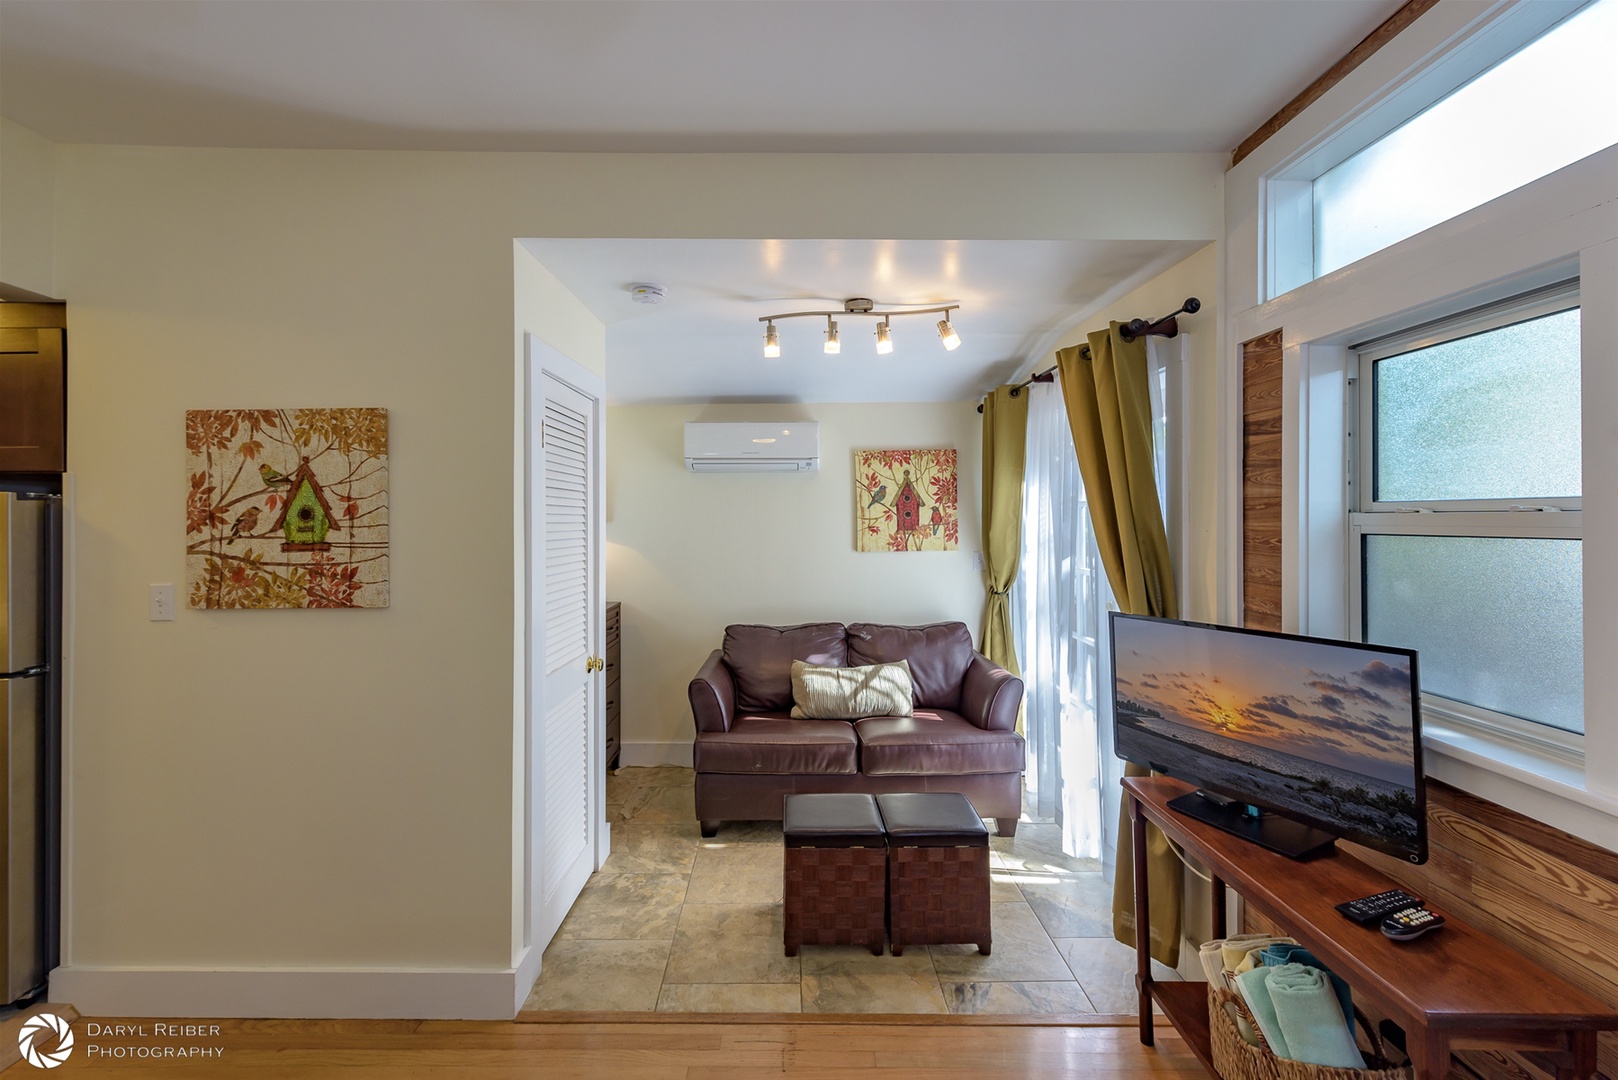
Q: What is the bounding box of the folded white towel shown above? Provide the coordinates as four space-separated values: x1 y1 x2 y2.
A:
1198 940 1228 986
1219 934 1296 973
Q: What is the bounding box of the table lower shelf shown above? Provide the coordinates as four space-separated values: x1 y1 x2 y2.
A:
1148 980 1215 1078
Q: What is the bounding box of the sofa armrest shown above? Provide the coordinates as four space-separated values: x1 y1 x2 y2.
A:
960 652 1023 731
689 649 737 734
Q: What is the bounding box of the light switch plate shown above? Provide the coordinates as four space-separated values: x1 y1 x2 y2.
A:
150 583 175 621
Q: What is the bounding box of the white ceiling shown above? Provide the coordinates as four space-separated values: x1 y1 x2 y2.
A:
524 238 1205 405
1 0 1403 405
1 0 1402 154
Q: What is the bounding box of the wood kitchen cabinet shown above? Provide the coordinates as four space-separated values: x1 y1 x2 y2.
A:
0 304 67 474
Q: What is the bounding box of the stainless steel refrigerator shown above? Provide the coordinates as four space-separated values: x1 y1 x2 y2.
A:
0 490 57 1004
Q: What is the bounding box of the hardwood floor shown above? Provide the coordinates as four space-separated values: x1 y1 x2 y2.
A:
10 1016 1206 1078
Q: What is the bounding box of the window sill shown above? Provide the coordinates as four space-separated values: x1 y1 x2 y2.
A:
1422 719 1618 851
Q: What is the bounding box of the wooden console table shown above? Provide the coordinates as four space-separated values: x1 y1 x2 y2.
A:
1125 776 1618 1080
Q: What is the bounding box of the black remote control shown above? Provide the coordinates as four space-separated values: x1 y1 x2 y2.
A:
1382 907 1445 940
1335 888 1423 925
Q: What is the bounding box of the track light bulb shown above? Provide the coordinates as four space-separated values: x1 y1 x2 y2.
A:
763 323 780 358
875 319 893 355
824 318 840 355
937 317 961 351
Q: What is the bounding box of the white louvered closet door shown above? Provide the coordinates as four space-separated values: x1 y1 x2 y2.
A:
537 371 600 948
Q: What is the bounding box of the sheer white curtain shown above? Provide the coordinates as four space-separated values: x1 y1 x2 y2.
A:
1011 337 1184 869
1010 380 1112 860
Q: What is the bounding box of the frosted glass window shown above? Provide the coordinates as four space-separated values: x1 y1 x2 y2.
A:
1374 308 1581 502
1315 0 1618 277
1363 535 1583 732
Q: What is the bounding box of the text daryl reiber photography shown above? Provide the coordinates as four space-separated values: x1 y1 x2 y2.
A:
82 1022 226 1061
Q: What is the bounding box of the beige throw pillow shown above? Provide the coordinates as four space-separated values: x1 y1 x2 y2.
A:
790 659 915 720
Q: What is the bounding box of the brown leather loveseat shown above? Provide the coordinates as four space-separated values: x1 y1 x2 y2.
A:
688 621 1026 837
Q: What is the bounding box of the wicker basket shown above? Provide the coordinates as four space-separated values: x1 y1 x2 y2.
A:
1209 986 1412 1080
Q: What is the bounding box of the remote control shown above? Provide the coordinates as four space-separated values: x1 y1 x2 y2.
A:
1381 907 1445 940
1335 889 1424 925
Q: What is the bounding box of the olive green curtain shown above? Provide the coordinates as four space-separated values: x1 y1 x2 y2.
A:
979 386 1027 693
1055 323 1183 969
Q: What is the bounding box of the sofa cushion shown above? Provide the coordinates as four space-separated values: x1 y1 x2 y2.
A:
846 622 973 711
723 623 848 713
695 715 859 775
790 659 914 720
854 711 1026 776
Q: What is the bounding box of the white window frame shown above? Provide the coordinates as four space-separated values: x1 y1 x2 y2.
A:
1226 0 1618 851
1346 285 1584 764
1263 0 1592 300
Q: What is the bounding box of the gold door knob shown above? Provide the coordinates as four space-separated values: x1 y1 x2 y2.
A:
586 655 604 673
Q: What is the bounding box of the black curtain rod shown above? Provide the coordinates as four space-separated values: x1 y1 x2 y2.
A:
976 298 1200 414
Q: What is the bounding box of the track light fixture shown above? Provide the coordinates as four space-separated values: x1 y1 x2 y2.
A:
758 298 961 358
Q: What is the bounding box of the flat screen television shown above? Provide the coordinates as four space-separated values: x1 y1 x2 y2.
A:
1110 613 1426 863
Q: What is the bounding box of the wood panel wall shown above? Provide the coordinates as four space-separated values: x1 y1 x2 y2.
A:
1241 330 1284 631
1249 783 1618 1080
1357 782 1618 1080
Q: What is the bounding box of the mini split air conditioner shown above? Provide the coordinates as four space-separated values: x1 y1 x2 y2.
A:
684 422 820 472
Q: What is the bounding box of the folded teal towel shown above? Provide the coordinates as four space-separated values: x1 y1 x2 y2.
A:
1266 963 1366 1069
1261 943 1355 1039
1233 966 1291 1059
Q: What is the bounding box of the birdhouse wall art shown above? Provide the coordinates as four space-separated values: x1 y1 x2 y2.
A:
855 448 958 553
186 408 390 608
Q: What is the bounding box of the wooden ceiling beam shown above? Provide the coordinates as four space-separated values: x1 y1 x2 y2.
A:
1232 0 1440 169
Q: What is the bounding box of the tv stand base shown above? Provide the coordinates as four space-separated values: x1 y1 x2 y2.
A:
1166 790 1336 860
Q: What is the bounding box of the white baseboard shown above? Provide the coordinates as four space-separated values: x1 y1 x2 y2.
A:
513 944 543 1015
620 741 693 768
50 965 527 1020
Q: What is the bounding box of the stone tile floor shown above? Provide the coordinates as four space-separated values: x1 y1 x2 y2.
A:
522 765 1181 1015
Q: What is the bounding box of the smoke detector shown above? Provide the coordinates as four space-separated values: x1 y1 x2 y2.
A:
628 283 667 304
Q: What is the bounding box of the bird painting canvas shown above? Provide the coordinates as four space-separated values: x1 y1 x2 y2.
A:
185 408 389 608
854 448 958 553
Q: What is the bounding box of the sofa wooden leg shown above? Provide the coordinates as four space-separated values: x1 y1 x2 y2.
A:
699 820 721 838
995 818 1018 838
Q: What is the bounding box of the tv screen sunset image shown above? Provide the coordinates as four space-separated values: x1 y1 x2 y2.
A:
1112 617 1420 850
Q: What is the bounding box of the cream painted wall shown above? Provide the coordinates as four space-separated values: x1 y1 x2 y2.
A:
605 401 985 762
0 118 57 295
1043 244 1221 621
30 139 1220 1014
55 152 540 976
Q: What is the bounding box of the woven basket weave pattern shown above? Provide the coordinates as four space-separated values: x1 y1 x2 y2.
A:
1209 986 1412 1080
888 845 991 948
783 846 886 952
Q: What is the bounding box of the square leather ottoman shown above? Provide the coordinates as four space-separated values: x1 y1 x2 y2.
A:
877 792 991 956
783 793 887 956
